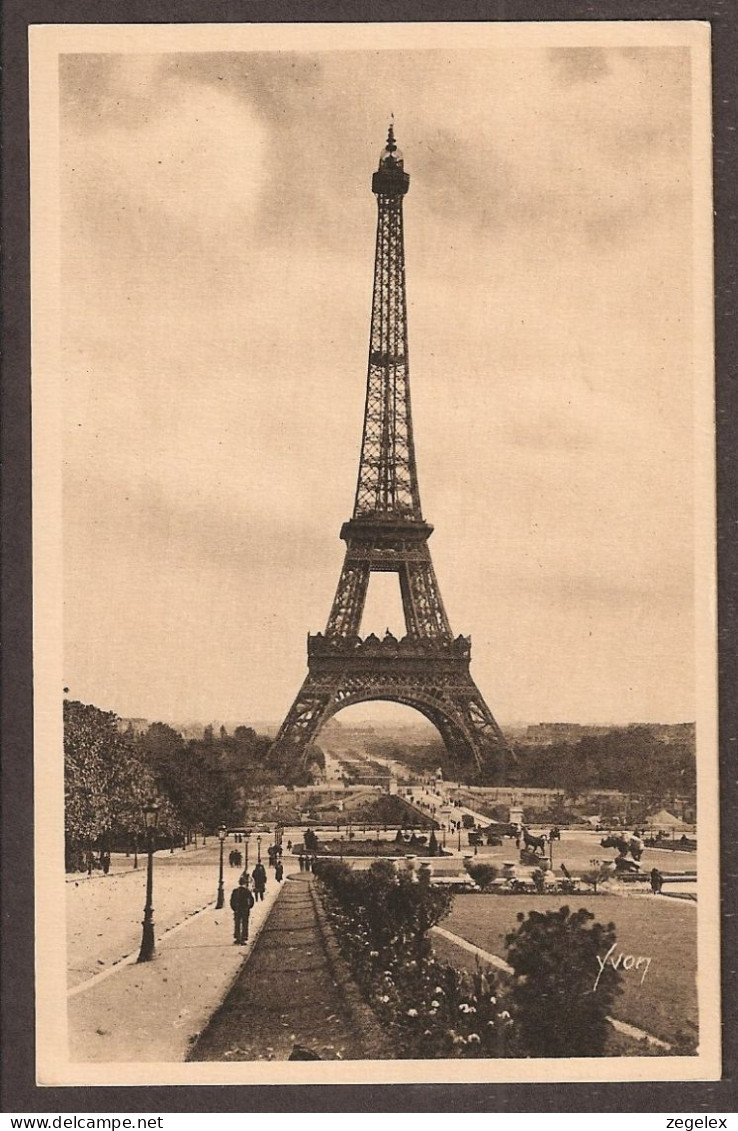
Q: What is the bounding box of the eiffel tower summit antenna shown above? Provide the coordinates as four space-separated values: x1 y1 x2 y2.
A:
269 129 513 782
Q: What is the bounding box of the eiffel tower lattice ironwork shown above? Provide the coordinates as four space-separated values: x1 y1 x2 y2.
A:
269 126 512 781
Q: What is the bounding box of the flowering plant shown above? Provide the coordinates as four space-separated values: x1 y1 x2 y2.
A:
314 859 513 1058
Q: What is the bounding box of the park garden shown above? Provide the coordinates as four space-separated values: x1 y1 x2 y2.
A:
313 857 698 1058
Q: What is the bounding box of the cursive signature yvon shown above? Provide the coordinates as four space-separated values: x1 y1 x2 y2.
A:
593 943 652 991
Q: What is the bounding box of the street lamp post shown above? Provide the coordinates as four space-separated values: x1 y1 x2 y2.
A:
257 834 262 864
457 824 462 852
243 831 251 877
216 823 227 909
137 801 159 963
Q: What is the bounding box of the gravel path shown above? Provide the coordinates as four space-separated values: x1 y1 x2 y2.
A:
66 844 231 989
189 875 369 1063
66 845 288 1061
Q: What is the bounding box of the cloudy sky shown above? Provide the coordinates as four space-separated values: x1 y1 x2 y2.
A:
58 38 699 729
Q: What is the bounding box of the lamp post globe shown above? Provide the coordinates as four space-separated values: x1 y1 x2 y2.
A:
216 823 227 909
137 800 159 963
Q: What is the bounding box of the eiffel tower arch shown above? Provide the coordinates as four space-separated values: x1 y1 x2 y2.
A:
269 127 513 782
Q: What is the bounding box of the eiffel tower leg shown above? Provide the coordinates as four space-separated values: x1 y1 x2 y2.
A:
449 682 511 781
269 674 339 765
325 562 370 637
399 559 452 639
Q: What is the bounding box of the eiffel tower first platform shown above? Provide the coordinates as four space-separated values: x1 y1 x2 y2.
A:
269 127 513 782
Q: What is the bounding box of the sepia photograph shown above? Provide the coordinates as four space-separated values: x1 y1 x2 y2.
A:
29 20 718 1087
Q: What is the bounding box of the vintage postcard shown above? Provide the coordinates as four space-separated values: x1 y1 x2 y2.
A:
30 20 718 1087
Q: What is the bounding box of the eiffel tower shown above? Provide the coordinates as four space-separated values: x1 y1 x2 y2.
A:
270 126 512 781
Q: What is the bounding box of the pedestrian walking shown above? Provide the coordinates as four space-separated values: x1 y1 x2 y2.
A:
650 867 663 894
230 876 254 945
252 860 267 901
275 861 284 882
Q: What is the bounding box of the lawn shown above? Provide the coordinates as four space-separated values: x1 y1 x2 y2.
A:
434 893 697 1047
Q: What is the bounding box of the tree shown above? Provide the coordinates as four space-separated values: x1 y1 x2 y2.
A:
139 721 183 762
580 864 612 894
304 828 319 852
465 862 499 891
505 906 623 1056
64 700 162 864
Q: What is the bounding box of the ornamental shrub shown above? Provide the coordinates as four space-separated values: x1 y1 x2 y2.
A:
505 905 623 1057
464 862 499 891
580 865 612 894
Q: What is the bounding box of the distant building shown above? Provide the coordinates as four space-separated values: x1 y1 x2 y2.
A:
520 722 696 748
522 723 612 746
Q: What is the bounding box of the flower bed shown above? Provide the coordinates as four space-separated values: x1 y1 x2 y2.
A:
313 858 514 1058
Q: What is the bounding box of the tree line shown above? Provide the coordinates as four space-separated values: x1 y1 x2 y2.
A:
513 727 695 805
365 725 695 805
63 699 315 869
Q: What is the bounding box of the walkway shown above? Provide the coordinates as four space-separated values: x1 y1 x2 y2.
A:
189 874 388 1062
67 868 285 1061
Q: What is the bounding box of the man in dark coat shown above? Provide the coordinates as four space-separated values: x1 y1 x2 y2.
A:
252 861 267 901
230 876 254 944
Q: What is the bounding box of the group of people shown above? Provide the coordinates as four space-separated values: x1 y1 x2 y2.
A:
228 853 285 945
74 849 112 875
297 854 317 872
